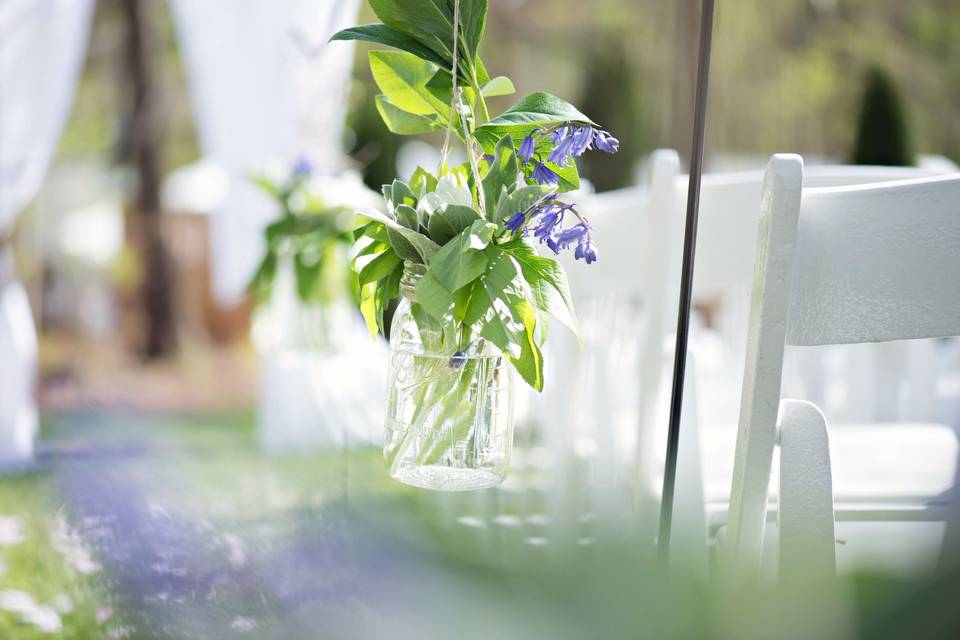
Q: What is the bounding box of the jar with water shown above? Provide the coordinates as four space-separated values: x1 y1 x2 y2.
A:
383 263 514 491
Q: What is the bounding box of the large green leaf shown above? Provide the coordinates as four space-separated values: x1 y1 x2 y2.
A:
457 0 488 70
369 0 454 66
358 249 401 286
357 207 440 263
369 51 449 117
427 204 481 245
330 24 447 67
427 219 496 292
367 0 485 88
508 298 544 391
414 270 455 321
481 136 519 219
508 240 581 341
474 92 594 150
461 249 525 358
375 95 443 135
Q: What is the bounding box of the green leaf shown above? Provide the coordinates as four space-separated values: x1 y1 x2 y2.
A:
357 207 441 263
330 23 447 67
390 179 418 209
474 92 595 150
251 176 282 200
427 204 481 245
369 51 449 117
481 136 519 219
462 249 525 358
414 270 455 320
294 250 323 300
425 69 477 114
549 159 581 193
366 0 483 86
427 219 496 292
494 184 551 226
458 0 488 67
375 265 404 334
368 0 454 65
395 203 419 231
359 281 379 337
375 95 443 135
508 298 544 391
358 249 401 285
248 251 277 302
481 75 515 97
508 240 581 341
409 166 438 198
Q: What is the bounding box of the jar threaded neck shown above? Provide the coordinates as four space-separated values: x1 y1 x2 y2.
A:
399 261 427 302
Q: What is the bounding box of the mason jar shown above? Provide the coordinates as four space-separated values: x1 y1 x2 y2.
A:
383 262 514 490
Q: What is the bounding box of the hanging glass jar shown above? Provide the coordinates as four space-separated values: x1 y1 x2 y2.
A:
383 262 514 491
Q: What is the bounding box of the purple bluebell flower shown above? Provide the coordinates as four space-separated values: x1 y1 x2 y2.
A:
504 211 526 232
547 132 577 167
449 351 467 369
593 129 620 153
569 126 595 156
581 240 598 264
556 222 590 249
291 157 313 179
532 162 560 186
545 237 561 254
532 205 563 243
483 154 495 164
549 126 569 144
517 134 536 164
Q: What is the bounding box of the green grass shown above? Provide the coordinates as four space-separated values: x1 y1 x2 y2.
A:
0 472 110 640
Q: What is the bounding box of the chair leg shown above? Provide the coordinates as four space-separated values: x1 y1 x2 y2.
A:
778 399 836 582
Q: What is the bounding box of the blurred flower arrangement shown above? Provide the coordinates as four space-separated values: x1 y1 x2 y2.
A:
248 160 378 351
333 0 618 489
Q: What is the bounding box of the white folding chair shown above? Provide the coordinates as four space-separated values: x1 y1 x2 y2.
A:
723 155 960 578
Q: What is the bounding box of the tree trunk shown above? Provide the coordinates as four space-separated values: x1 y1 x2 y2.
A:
121 0 177 358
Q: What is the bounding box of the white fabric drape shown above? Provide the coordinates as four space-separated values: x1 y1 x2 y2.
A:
0 0 94 468
0 0 94 231
168 0 361 305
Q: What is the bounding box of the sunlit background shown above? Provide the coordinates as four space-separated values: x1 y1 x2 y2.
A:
1 0 959 637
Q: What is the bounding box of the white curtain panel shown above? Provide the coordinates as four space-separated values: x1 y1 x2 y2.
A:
168 0 361 305
0 0 95 231
0 0 94 469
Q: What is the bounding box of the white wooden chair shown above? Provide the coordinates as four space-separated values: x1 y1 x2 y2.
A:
723 156 960 578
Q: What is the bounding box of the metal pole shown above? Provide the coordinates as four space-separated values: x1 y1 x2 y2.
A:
657 0 715 563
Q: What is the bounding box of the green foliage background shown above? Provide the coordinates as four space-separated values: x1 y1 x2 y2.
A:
55 0 960 189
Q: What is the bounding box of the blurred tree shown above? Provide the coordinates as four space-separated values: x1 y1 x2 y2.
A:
121 0 178 358
577 42 649 192
850 66 914 166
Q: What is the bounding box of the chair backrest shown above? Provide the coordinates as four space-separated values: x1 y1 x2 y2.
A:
787 175 960 345
725 155 960 572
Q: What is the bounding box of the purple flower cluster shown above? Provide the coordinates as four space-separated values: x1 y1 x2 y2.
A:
515 124 619 186
291 156 314 179
504 197 598 264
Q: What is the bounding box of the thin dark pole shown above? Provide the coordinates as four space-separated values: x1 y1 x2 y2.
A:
657 0 715 563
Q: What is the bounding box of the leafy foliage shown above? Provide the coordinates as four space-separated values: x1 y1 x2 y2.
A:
248 169 358 307
334 0 618 391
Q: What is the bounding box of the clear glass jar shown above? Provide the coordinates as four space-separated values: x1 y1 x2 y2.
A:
383 262 514 491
